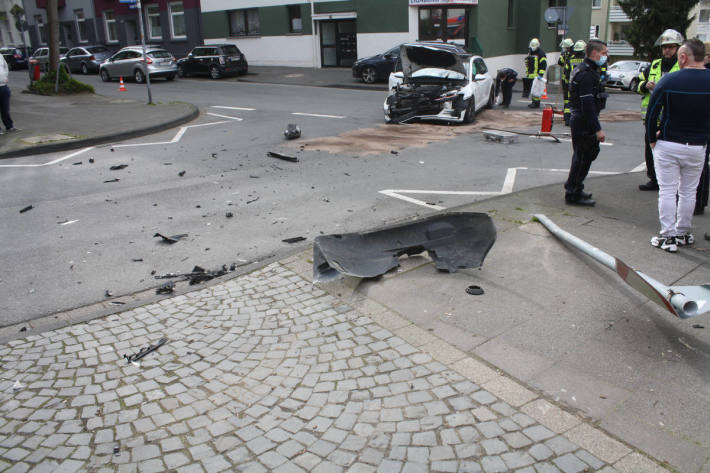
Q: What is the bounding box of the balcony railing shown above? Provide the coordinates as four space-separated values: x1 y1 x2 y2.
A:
608 40 634 56
609 5 631 22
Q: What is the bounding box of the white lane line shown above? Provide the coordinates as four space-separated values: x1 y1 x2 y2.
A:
379 190 445 211
630 162 646 173
292 112 346 119
111 120 231 148
210 106 256 111
59 219 79 226
0 147 93 168
206 112 243 121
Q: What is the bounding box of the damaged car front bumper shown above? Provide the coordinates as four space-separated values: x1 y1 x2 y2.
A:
384 84 471 124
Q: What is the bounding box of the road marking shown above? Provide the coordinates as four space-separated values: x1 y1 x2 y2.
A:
206 112 244 121
111 120 232 149
292 112 346 119
59 219 79 226
211 105 256 111
380 165 635 210
630 162 646 173
0 147 94 168
528 135 614 146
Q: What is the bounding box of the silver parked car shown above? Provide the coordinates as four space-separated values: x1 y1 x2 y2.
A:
99 46 177 83
605 60 649 91
62 45 113 74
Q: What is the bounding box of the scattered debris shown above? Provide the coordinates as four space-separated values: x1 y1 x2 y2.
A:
113 446 120 456
284 123 301 140
246 196 260 204
19 205 33 213
154 264 231 285
705 232 710 242
110 148 114 152
104 178 120 183
12 380 23 391
466 285 484 295
89 158 95 163
19 326 27 332
313 212 496 282
178 170 186 177
73 161 82 165
156 281 175 295
390 150 399 155
693 324 704 329
110 301 125 306
249 175 260 179
226 212 234 218
132 258 143 262
283 236 306 244
211 152 218 158
110 164 128 171
153 233 188 244
483 127 560 143
123 337 168 363
104 290 113 297
267 151 299 163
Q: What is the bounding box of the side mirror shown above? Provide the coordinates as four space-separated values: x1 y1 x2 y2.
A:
393 72 403 79
188 53 193 57
474 74 487 81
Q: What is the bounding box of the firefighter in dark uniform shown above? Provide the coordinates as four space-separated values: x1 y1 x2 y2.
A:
564 40 586 126
523 38 547 107
564 39 608 207
558 38 574 125
636 28 682 191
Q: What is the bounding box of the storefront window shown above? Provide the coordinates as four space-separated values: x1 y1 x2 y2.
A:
418 7 467 43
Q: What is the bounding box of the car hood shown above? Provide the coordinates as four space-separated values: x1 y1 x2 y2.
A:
400 43 466 79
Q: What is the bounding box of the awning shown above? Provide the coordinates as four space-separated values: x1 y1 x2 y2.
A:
311 11 357 21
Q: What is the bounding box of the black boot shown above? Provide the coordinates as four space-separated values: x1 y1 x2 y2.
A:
638 180 659 191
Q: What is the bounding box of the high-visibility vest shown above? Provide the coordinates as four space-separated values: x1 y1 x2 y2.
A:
525 51 547 79
558 51 571 84
639 58 679 120
564 53 585 83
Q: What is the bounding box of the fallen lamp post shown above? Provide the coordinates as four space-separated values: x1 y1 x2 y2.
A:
534 214 710 319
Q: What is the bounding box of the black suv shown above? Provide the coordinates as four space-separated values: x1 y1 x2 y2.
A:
177 44 248 79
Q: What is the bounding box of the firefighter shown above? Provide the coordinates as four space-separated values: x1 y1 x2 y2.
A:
558 38 574 125
523 38 547 108
564 40 586 125
636 28 683 191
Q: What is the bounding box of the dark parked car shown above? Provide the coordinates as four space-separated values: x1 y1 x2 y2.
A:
0 47 28 70
177 44 248 79
62 45 113 74
352 45 401 83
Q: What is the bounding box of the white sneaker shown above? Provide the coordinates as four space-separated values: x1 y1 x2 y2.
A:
650 235 678 253
675 233 695 246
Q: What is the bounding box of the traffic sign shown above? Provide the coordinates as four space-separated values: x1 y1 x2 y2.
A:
119 0 137 3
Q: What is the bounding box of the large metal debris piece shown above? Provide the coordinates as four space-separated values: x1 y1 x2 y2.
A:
313 212 496 283
534 214 710 319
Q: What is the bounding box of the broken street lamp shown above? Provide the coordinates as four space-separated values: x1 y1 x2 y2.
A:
313 212 496 282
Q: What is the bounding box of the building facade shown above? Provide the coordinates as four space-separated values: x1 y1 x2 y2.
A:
22 0 202 56
688 0 710 42
200 0 592 74
589 0 633 58
0 0 30 49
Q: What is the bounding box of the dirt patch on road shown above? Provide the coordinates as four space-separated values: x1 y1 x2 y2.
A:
290 108 640 156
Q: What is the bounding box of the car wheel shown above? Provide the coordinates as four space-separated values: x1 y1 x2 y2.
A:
134 69 145 84
81 63 89 75
628 78 639 92
100 69 111 82
361 66 377 84
463 98 476 124
209 65 221 80
485 86 495 109
177 65 186 78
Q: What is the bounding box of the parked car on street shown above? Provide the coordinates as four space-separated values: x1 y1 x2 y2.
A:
62 45 113 74
605 60 649 91
100 46 177 83
0 47 28 70
352 45 401 83
384 42 494 124
28 47 69 76
177 44 248 79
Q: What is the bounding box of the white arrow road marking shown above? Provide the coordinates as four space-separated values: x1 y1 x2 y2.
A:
292 112 346 119
206 113 243 121
381 165 635 210
0 147 94 168
210 105 256 111
630 162 646 173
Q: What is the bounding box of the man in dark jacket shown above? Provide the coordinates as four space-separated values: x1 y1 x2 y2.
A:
564 39 608 207
694 41 710 215
495 68 517 108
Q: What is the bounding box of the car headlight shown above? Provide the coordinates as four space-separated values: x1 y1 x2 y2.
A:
619 74 625 79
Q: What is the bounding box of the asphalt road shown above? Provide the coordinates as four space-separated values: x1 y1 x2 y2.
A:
0 74 647 325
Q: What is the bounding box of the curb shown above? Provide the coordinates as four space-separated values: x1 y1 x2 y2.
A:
0 102 200 160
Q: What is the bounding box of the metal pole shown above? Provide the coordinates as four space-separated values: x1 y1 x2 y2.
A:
310 0 317 69
136 0 152 104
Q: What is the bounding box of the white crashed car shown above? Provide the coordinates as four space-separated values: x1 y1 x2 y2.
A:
605 60 649 91
384 42 495 124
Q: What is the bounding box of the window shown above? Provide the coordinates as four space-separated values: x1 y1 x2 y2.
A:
169 2 185 39
146 4 162 40
700 9 710 24
75 9 87 42
36 15 46 44
418 7 466 42
103 10 117 43
507 0 515 27
473 58 488 74
592 0 601 8
549 0 566 5
229 8 259 36
590 24 600 39
288 5 302 33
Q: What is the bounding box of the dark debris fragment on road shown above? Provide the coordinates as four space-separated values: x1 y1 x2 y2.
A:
267 151 299 163
153 233 188 244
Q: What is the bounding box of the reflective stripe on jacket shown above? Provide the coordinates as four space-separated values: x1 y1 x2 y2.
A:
639 58 679 120
525 50 547 79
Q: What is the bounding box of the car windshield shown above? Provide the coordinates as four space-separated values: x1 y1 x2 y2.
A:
60 48 68 54
221 45 240 55
88 46 109 54
411 68 466 81
609 62 638 71
148 50 172 59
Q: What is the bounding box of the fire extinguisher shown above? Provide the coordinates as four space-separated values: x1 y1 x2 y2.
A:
541 105 553 133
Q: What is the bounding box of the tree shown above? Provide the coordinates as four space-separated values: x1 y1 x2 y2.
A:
617 0 699 61
47 0 59 73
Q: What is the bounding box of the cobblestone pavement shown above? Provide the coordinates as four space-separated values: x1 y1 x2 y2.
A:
0 262 669 473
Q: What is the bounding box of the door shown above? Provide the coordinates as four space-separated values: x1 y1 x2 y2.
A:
125 20 138 44
320 20 357 67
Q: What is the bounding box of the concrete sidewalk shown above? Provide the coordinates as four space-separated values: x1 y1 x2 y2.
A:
1 171 708 473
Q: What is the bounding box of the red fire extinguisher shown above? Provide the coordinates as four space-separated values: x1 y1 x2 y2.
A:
541 105 554 133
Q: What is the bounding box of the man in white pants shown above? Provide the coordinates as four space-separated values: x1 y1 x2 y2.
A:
647 39 710 252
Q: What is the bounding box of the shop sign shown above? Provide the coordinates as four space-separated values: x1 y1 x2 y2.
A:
409 0 478 5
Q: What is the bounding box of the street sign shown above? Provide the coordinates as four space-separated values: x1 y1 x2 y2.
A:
119 0 137 3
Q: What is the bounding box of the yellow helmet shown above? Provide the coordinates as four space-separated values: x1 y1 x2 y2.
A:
573 40 586 52
529 38 540 50
560 38 574 49
655 29 683 46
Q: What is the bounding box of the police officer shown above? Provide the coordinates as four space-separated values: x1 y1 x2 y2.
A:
564 39 608 207
558 38 574 125
564 40 586 126
636 29 682 191
523 38 547 108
